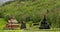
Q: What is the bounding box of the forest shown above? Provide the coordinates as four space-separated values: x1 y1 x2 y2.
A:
0 0 60 32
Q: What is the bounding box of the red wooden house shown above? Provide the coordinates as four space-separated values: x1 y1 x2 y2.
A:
6 19 19 29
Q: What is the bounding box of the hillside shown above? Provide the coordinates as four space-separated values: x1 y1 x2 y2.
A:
0 0 60 28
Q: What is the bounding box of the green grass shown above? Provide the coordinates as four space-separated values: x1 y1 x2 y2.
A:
0 29 60 32
0 18 6 29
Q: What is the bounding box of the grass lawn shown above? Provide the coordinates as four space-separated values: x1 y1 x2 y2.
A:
0 29 60 32
0 18 6 29
0 27 60 32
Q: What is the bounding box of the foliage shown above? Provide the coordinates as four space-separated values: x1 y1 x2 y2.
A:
0 0 60 28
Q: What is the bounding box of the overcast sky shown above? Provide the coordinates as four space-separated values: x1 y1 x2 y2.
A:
0 0 10 2
0 0 14 5
0 0 14 6
0 0 14 3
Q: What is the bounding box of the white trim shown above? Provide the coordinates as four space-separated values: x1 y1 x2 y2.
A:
8 24 19 25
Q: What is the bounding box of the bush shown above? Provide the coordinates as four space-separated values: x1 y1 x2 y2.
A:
0 12 4 18
4 15 12 21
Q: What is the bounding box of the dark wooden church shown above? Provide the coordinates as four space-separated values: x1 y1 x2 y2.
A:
39 16 50 29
